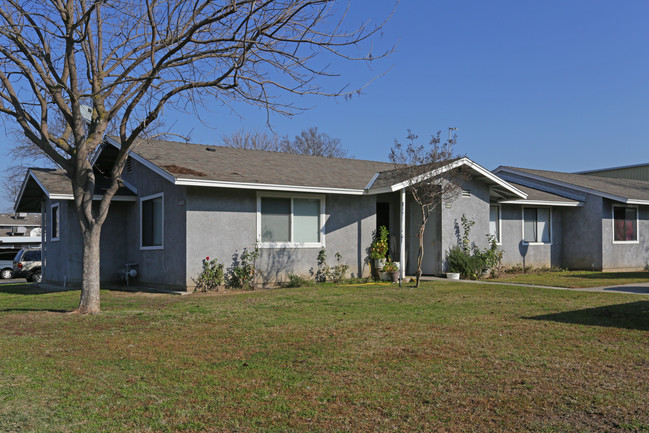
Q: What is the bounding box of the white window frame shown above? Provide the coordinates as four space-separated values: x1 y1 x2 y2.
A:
489 204 502 245
521 206 552 245
50 202 60 242
256 192 325 248
139 192 164 250
612 204 639 244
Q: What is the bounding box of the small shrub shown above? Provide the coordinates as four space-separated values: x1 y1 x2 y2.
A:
445 215 503 279
315 249 349 283
193 256 224 292
226 247 259 290
382 259 399 273
285 273 309 288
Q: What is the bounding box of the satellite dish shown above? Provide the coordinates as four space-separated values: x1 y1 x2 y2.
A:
30 228 42 237
80 105 93 123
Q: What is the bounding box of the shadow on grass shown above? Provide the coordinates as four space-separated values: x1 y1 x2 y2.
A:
0 284 79 295
564 272 649 281
0 308 70 313
525 301 649 331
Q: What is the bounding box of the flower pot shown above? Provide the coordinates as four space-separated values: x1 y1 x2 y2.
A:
390 271 399 283
374 258 386 270
379 271 391 281
447 272 460 280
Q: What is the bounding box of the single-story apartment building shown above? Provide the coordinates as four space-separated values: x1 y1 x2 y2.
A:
14 137 649 289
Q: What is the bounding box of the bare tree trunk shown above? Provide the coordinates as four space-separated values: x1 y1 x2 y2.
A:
415 212 428 288
77 226 102 314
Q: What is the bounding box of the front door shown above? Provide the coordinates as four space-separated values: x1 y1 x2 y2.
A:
407 202 441 275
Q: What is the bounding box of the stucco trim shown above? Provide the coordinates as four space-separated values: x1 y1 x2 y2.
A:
256 192 326 249
139 192 165 251
521 206 553 246
50 202 60 242
611 204 640 245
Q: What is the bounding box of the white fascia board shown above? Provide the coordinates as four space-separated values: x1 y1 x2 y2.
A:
626 199 649 205
498 199 583 207
175 178 366 195
494 166 632 203
0 236 42 244
105 136 176 184
48 194 136 202
377 158 527 199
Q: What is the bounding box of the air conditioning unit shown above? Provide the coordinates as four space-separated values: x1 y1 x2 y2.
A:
11 226 26 235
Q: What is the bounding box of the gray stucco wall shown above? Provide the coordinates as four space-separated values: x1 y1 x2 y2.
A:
185 187 375 287
601 200 649 269
121 159 187 287
560 194 603 270
440 179 491 272
43 199 129 284
499 205 562 268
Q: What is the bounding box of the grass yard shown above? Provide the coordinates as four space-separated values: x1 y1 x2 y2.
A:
492 270 649 288
0 281 648 432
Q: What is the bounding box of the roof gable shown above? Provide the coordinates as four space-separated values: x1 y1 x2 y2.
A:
494 166 649 204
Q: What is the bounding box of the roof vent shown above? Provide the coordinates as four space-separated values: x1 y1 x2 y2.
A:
206 147 216 152
462 189 471 198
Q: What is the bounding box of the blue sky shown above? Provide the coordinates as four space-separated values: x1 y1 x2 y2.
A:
2 0 649 210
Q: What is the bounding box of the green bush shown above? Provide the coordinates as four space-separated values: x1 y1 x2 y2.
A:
315 249 350 283
193 257 225 292
285 273 310 288
226 247 259 290
446 215 503 279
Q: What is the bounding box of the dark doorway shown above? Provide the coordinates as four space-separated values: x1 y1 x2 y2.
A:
376 202 390 232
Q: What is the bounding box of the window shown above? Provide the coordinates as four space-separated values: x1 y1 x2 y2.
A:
258 195 324 247
489 205 501 243
613 206 637 242
51 203 60 241
140 193 163 249
523 207 551 244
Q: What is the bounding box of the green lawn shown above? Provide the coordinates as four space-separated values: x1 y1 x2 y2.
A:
0 281 648 432
492 270 649 288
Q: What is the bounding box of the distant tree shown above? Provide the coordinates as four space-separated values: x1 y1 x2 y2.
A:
284 127 350 158
389 130 467 288
0 0 393 313
221 129 284 152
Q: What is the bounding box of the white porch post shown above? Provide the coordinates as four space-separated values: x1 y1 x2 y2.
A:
400 188 406 280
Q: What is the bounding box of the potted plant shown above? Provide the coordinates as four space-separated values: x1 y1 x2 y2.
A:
370 225 389 270
383 259 400 283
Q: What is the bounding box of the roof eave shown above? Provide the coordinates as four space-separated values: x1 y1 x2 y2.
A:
498 199 583 207
372 158 527 199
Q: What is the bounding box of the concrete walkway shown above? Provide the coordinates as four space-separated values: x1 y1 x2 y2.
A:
416 276 649 295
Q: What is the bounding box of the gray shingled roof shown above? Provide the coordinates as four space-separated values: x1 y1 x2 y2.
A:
15 168 136 212
499 167 649 202
503 181 580 203
129 138 395 190
0 213 40 226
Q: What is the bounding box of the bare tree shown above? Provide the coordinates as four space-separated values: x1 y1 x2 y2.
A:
284 126 350 158
389 130 467 288
221 129 285 152
0 0 393 313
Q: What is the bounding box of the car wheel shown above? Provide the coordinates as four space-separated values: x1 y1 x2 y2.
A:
0 269 12 279
30 271 42 283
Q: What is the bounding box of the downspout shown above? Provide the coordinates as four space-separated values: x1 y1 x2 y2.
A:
400 188 406 281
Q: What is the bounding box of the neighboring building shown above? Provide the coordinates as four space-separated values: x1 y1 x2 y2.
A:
578 162 649 182
0 212 41 251
13 137 649 289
